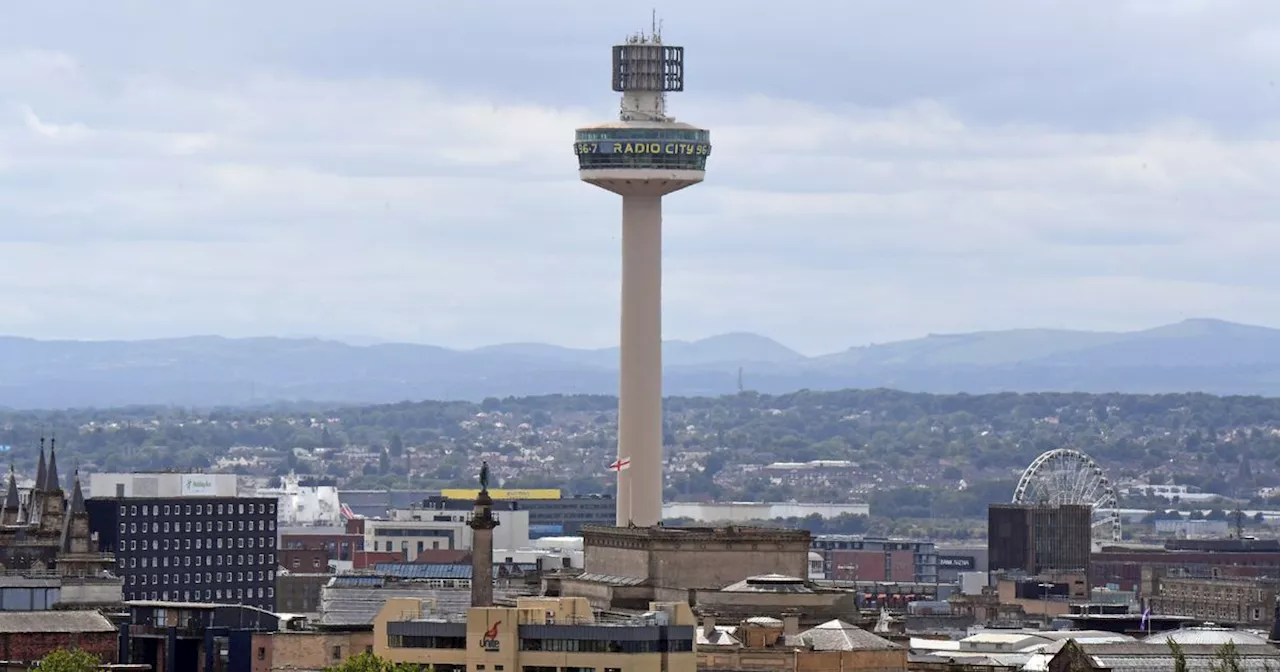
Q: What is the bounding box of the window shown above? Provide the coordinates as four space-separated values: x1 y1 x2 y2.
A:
258 647 265 661
164 505 171 515
197 504 203 515
332 646 342 661
130 505 137 516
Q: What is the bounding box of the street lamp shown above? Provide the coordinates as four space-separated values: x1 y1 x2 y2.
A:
1039 582 1055 627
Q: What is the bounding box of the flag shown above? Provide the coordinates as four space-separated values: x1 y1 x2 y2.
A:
609 457 632 472
1140 606 1151 632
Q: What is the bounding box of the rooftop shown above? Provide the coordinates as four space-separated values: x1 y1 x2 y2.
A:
786 619 901 652
0 610 115 633
721 574 813 594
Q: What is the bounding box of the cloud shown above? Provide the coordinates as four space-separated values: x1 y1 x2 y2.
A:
0 3 1279 355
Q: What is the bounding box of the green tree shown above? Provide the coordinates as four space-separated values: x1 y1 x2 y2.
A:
37 648 101 672
1167 638 1188 672
324 650 427 671
1210 641 1242 672
389 433 404 458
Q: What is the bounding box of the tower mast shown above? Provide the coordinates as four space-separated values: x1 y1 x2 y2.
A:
575 24 711 527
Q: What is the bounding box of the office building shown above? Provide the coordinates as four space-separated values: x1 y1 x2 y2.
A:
810 535 939 583
424 490 616 537
374 596 697 672
86 496 279 610
989 503 1091 576
357 506 528 560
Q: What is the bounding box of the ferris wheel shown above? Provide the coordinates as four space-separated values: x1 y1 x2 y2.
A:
1012 448 1122 542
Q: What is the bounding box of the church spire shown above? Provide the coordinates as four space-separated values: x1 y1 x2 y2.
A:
34 438 46 492
3 466 17 512
44 436 60 493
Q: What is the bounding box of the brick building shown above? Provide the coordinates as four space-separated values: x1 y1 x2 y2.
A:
0 611 118 663
1146 574 1279 628
1092 548 1280 593
251 626 373 672
810 535 939 583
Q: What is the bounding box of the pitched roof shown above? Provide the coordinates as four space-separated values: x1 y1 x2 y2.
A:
0 611 115 633
3 467 18 511
788 619 902 652
44 438 60 492
33 442 46 492
60 476 86 553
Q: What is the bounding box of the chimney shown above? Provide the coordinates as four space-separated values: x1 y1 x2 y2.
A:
702 612 716 638
782 612 800 636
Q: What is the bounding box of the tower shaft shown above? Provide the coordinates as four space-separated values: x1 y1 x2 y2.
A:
618 194 664 527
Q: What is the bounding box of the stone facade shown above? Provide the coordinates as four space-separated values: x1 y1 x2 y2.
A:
251 628 374 672
581 525 812 589
0 439 104 577
1147 575 1278 628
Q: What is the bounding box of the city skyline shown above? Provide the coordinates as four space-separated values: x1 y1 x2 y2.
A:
3 2 1280 355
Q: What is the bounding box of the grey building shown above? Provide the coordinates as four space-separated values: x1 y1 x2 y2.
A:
86 496 278 611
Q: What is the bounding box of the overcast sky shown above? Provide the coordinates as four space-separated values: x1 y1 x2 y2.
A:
2 1 1279 355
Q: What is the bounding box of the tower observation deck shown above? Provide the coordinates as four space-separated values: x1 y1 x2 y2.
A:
575 28 711 528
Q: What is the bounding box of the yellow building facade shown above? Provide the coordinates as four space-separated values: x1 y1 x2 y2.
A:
374 597 697 672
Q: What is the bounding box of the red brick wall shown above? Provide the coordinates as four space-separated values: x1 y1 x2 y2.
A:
0 631 117 664
352 550 402 569
889 550 916 582
281 548 331 573
830 550 887 581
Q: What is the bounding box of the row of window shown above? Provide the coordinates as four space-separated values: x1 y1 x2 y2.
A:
520 639 694 653
576 128 709 142
120 553 275 569
122 502 274 517
122 519 274 535
372 539 446 553
125 587 273 603
121 536 274 552
128 569 273 585
576 154 709 171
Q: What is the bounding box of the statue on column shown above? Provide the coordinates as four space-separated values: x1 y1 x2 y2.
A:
479 461 490 493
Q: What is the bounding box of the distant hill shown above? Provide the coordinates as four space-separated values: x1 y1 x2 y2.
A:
5 319 1280 408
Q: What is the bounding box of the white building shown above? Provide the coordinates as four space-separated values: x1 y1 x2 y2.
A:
88 472 238 498
363 507 530 561
250 473 342 526
1155 519 1230 538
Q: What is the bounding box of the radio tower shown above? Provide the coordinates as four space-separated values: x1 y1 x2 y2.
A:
575 24 711 527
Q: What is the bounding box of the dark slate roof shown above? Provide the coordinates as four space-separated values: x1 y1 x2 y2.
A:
44 439 60 492
0 611 115 633
3 467 18 511
34 443 46 492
